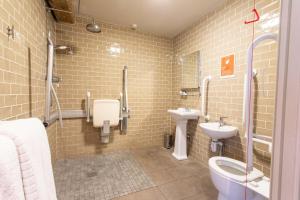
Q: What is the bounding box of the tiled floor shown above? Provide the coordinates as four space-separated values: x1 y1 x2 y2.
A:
54 151 155 200
54 147 218 200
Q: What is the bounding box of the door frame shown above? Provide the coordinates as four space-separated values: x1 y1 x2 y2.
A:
271 0 300 199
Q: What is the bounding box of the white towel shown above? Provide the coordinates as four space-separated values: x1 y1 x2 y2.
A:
0 118 57 200
0 135 25 200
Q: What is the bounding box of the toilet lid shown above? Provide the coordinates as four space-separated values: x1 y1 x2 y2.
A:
209 156 264 183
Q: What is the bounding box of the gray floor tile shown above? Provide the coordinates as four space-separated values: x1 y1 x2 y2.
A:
54 151 155 200
54 147 217 200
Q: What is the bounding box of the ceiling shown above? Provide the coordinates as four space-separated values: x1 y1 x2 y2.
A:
79 0 226 38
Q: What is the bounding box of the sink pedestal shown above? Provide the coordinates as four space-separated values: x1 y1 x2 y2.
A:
168 108 200 161
172 120 188 160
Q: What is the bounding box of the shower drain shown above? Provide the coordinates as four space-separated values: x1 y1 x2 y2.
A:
86 171 98 178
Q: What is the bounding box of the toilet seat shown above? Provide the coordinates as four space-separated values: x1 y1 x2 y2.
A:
209 156 264 183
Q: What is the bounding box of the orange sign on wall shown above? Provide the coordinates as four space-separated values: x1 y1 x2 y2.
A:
221 54 235 77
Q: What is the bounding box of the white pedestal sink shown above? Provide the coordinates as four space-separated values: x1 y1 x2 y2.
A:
168 108 200 160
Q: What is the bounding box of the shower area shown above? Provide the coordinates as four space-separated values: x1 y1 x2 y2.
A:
46 6 174 200
50 15 172 158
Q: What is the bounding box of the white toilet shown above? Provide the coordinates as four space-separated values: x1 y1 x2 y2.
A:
209 156 270 200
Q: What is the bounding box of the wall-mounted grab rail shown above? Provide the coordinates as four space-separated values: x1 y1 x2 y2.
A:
44 38 129 133
244 33 277 173
245 133 273 153
44 33 64 128
243 70 273 152
120 66 129 134
201 76 211 120
242 71 257 125
253 134 272 152
45 33 54 124
86 91 91 122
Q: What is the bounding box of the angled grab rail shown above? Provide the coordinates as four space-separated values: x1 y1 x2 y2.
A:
44 32 63 128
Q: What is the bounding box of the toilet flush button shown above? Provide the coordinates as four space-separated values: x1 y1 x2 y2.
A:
263 177 270 182
249 181 259 187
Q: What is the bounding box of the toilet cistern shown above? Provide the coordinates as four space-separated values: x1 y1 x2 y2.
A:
168 108 200 160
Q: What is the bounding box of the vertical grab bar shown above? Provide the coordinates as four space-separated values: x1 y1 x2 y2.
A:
45 33 54 124
120 66 129 134
242 71 257 125
242 74 247 125
123 66 128 112
201 76 212 120
119 92 123 120
244 33 277 173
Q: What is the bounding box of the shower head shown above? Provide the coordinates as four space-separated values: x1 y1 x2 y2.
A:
86 18 101 33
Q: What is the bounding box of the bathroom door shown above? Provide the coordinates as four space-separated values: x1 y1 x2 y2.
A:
271 0 300 199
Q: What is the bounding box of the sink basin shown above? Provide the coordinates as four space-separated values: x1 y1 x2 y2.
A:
199 122 238 140
168 108 200 160
168 108 200 121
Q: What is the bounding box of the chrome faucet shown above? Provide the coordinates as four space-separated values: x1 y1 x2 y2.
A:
219 116 228 127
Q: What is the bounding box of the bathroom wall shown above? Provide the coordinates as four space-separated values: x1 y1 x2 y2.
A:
0 0 57 161
172 0 280 177
55 16 173 159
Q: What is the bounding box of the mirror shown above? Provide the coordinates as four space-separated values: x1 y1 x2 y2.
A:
180 51 200 89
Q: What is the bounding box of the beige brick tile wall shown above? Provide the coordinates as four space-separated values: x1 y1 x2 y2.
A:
55 16 173 159
0 0 57 161
172 0 280 176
